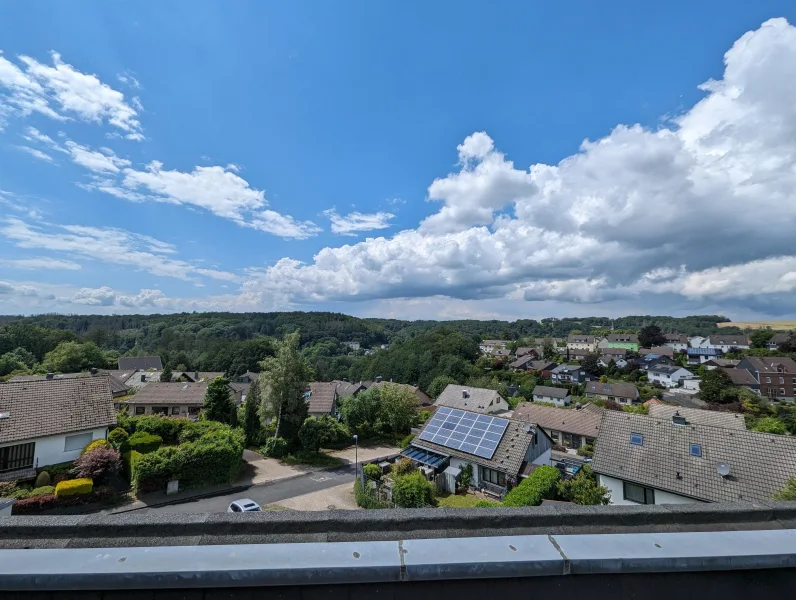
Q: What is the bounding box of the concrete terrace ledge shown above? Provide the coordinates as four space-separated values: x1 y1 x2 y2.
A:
2 501 796 549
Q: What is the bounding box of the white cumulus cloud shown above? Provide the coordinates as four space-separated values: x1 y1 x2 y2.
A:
323 209 395 236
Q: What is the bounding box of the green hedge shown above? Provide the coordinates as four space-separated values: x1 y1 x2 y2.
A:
502 465 561 507
131 426 244 494
122 450 143 480
475 499 501 507
354 477 389 509
127 431 163 454
392 471 435 508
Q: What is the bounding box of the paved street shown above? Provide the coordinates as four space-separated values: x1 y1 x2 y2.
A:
137 463 359 514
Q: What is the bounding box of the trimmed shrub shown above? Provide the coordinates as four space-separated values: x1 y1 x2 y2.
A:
43 461 75 484
12 495 58 514
122 450 143 480
262 436 288 459
502 465 561 507
81 439 111 456
54 478 93 498
298 416 351 453
400 434 415 449
34 471 51 488
132 426 244 494
29 486 55 497
108 427 129 449
391 457 415 476
72 447 122 481
362 463 382 480
178 420 227 444
0 481 18 497
392 471 435 508
128 431 163 454
353 476 389 509
475 499 501 507
134 415 187 444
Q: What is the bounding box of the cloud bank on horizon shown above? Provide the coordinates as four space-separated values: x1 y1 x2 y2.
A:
1 17 796 320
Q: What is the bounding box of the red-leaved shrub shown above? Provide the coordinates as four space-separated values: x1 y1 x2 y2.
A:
72 447 122 481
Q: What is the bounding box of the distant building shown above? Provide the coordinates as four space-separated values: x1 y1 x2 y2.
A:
342 341 361 352
479 340 510 354
550 364 589 385
305 382 339 417
434 385 507 415
598 334 639 352
737 357 796 401
566 335 599 353
514 402 602 450
584 381 639 405
663 334 689 352
647 365 693 388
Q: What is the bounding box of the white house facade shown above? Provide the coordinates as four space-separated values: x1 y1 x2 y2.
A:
597 474 700 505
647 366 693 388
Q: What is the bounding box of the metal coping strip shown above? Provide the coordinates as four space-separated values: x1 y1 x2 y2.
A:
0 529 795 590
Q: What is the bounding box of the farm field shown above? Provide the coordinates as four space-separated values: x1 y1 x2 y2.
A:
718 321 796 330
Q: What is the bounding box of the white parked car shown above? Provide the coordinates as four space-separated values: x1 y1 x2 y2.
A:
227 499 261 512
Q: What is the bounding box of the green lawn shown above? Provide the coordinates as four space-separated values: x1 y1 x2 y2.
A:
281 452 345 468
436 493 482 508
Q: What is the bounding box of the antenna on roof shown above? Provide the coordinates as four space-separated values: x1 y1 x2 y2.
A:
717 463 731 478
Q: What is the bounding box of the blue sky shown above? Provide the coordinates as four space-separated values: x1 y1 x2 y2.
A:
1 1 796 320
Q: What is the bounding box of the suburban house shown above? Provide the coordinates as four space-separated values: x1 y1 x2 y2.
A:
372 381 432 407
566 335 599 353
489 348 513 359
686 347 723 365
527 360 558 375
664 334 689 352
404 406 553 498
647 404 746 430
434 385 508 415
600 348 627 360
118 382 224 418
515 347 541 359
9 370 129 398
647 365 693 388
513 402 602 450
117 356 163 371
767 333 791 351
0 378 116 481
598 355 628 369
531 385 571 407
332 380 369 399
479 340 510 354
305 382 339 417
688 336 707 348
175 371 226 383
636 354 675 371
737 357 796 401
639 346 675 358
584 381 639 405
550 364 589 385
124 370 165 391
721 367 760 393
591 410 796 505
342 341 361 352
702 335 750 352
702 359 739 369
599 334 639 352
510 355 536 371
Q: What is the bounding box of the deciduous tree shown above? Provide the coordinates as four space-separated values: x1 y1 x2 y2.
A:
259 332 311 443
638 325 666 349
699 368 732 403
242 378 263 446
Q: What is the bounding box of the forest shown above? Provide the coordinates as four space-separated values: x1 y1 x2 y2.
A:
0 311 741 393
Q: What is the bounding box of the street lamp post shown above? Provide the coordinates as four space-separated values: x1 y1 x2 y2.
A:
353 434 359 480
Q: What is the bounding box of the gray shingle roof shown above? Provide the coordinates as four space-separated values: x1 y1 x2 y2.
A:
332 380 367 398
510 356 535 369
515 347 539 357
434 385 504 413
648 364 690 376
647 404 746 430
708 336 749 346
0 378 116 444
592 411 796 503
664 334 688 343
306 382 337 414
9 372 129 396
721 367 759 386
117 356 163 371
741 357 796 374
605 334 639 343
122 382 207 405
412 413 536 475
584 381 639 400
640 346 675 357
532 385 570 399
513 402 602 437
567 335 595 343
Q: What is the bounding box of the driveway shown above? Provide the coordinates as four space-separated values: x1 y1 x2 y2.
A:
325 444 400 464
273 482 357 511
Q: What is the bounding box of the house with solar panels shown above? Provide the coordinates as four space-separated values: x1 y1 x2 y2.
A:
402 406 554 498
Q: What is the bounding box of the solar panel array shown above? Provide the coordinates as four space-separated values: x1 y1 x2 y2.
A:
418 406 509 459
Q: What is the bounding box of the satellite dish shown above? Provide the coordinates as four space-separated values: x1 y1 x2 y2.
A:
717 463 731 477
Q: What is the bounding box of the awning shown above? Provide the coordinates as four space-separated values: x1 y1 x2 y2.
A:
401 446 448 469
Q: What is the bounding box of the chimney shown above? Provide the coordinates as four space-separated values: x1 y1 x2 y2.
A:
462 390 469 399
376 376 382 383
90 367 98 375
194 371 199 380
141 374 146 383
46 373 54 380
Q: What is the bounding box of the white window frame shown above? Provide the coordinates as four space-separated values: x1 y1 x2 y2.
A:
64 432 93 453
